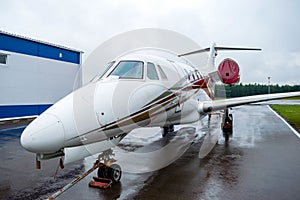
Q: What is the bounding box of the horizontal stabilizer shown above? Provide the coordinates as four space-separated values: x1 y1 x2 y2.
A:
178 46 261 57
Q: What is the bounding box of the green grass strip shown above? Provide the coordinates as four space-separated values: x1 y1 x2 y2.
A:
280 97 300 100
270 105 300 132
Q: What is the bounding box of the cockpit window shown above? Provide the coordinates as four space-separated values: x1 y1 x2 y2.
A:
90 61 115 82
147 62 159 80
109 61 144 79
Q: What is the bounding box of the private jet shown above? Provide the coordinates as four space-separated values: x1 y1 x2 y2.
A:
20 43 300 183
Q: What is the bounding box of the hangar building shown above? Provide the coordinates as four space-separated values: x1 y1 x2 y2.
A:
0 31 82 120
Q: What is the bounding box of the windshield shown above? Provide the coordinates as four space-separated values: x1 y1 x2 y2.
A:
109 61 144 79
90 61 115 82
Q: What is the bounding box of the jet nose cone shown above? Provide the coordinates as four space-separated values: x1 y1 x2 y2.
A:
20 113 65 153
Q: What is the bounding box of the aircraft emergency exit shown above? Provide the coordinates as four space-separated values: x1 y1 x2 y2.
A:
20 43 300 183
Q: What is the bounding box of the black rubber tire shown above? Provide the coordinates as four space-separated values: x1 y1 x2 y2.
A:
162 127 168 137
162 125 174 137
97 165 108 178
168 125 174 132
108 164 122 183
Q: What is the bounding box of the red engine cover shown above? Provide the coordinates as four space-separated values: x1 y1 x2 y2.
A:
218 58 240 84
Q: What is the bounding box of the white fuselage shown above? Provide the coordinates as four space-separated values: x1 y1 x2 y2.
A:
20 52 213 162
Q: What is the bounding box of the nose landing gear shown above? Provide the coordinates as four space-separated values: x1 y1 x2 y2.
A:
96 149 122 183
97 163 122 183
89 149 122 189
48 149 121 199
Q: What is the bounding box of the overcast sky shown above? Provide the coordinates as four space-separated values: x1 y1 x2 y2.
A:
1 0 300 85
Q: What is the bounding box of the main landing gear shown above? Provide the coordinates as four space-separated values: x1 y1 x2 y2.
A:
96 149 122 183
222 108 233 141
162 125 174 137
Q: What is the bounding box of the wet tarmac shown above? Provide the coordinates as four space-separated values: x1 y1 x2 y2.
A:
1 102 300 200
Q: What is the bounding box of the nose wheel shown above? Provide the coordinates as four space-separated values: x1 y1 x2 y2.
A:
109 164 122 182
97 163 122 183
96 149 122 183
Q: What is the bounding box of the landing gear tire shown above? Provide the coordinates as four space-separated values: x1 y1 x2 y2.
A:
97 163 122 183
162 125 174 137
222 109 233 141
108 164 122 183
97 164 109 178
162 127 168 137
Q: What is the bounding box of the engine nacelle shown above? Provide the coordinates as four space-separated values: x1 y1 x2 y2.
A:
218 58 240 85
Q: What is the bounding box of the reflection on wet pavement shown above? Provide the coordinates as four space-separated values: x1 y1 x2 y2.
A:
199 115 222 158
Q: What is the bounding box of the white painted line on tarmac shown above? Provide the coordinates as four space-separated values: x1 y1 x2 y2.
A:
268 105 300 139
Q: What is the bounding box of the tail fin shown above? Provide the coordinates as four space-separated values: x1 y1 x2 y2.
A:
178 43 261 100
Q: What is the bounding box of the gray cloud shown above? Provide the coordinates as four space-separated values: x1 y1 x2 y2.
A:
1 0 299 84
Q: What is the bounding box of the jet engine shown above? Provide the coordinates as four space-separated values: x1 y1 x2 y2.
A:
218 58 240 85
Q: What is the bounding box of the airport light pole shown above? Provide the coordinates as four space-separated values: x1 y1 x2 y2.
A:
268 77 271 94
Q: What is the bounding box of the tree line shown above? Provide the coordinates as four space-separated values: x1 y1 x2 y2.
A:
215 83 300 98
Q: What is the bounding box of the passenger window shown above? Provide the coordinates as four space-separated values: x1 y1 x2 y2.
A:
157 65 168 80
196 71 202 79
195 71 200 79
147 62 159 80
192 74 196 81
109 61 144 79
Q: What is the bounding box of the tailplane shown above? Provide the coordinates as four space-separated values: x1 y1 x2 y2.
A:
178 43 261 69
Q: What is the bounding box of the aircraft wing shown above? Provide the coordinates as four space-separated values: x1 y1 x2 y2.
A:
199 91 300 113
0 116 37 131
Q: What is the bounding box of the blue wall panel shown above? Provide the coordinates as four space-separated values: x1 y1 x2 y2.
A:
0 33 38 56
0 32 80 64
0 104 52 118
38 44 80 64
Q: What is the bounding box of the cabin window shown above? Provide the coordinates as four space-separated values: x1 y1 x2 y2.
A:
147 62 159 80
0 53 8 65
192 73 196 80
196 71 203 79
157 65 168 80
109 61 144 79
